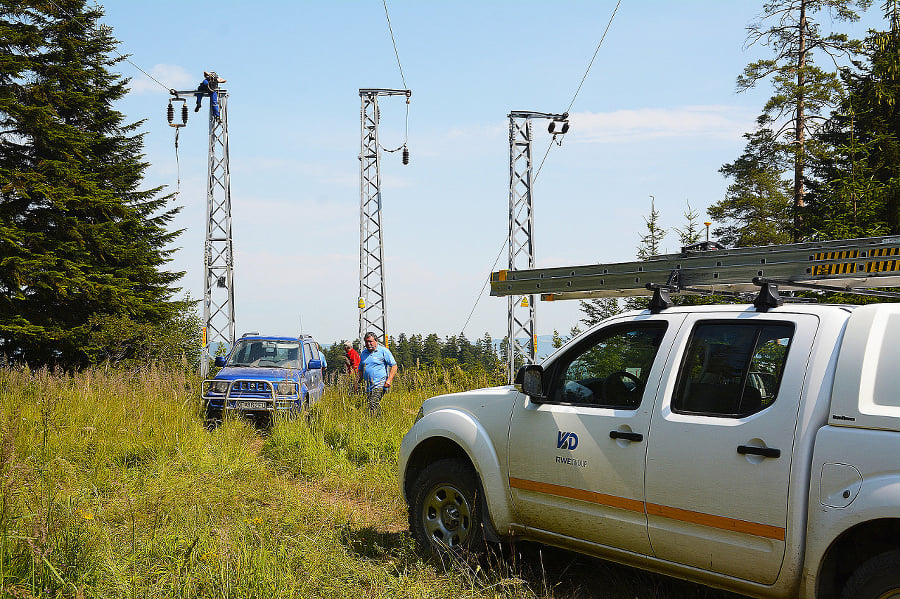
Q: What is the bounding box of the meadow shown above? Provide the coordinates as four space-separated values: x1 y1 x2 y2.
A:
0 363 739 598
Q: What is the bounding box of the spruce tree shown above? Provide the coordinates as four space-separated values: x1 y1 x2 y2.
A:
807 0 900 237
0 1 187 367
735 0 871 239
710 130 794 247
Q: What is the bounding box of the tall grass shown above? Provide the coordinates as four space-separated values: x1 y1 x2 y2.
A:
0 363 736 598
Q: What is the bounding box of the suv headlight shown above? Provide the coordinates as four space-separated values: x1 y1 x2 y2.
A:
208 380 231 394
276 381 297 396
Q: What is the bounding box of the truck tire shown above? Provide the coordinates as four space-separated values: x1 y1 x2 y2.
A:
841 550 900 599
409 459 483 555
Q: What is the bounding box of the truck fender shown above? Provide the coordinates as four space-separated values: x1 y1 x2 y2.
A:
400 407 515 536
807 475 900 598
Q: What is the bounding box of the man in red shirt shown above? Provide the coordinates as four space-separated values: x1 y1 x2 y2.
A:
344 341 360 376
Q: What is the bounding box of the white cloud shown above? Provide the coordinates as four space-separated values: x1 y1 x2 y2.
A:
568 106 756 144
129 64 194 94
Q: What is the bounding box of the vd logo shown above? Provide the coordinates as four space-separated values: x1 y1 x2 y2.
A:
557 431 579 450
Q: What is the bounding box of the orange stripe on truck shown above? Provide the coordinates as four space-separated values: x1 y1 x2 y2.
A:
509 477 645 513
509 477 785 541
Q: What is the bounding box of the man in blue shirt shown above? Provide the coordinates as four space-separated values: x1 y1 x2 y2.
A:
356 331 397 416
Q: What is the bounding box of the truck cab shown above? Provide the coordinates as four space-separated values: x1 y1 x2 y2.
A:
400 302 900 598
202 333 325 423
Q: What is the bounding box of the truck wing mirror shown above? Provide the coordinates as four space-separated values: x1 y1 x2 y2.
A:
214 356 227 367
307 359 323 370
518 364 546 400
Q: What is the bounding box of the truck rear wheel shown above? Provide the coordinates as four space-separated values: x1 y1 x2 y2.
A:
409 458 483 555
841 550 900 599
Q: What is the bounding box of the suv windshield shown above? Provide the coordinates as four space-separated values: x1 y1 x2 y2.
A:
226 339 301 368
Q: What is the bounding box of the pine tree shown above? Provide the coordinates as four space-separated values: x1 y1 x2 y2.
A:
422 333 441 366
636 196 666 259
456 331 475 365
737 0 872 239
0 0 188 367
807 0 900 237
710 130 794 247
394 332 412 367
477 331 499 371
675 201 703 247
551 330 566 349
442 335 459 363
578 298 620 328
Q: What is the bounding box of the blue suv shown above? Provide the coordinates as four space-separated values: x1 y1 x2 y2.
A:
202 333 325 423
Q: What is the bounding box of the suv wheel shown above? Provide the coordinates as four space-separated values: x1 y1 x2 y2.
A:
841 550 900 599
409 459 483 555
204 408 222 429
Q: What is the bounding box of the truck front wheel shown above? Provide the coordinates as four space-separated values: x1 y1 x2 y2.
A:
841 550 900 599
409 459 483 555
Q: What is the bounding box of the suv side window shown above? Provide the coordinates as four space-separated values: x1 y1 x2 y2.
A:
672 321 793 417
547 323 668 408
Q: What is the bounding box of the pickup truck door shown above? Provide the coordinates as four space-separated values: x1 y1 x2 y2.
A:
507 313 685 555
644 313 817 584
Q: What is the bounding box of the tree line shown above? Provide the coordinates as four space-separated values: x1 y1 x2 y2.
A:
320 332 503 374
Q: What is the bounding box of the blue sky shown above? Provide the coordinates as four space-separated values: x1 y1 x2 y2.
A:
100 1 886 345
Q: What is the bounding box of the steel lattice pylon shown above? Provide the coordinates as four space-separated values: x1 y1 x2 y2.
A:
201 91 234 377
506 111 568 383
358 88 409 347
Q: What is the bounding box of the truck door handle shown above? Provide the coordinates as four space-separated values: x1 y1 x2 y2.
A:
609 431 643 442
737 445 781 459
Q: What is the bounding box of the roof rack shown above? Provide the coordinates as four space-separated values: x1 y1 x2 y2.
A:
491 235 900 308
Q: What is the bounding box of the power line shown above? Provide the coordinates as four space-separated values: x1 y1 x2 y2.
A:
461 234 509 335
45 0 173 93
462 0 624 333
565 0 623 114
382 0 408 90
535 0 623 183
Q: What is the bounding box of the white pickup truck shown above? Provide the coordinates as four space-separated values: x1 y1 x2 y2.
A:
400 301 900 599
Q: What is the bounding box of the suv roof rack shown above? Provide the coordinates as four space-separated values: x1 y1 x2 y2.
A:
491 235 900 306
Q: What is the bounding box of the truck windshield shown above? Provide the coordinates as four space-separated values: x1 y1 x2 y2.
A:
226 339 301 368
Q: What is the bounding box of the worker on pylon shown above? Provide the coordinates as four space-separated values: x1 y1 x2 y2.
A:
195 71 226 119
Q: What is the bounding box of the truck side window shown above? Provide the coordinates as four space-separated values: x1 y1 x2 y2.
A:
547 323 667 408
673 322 793 417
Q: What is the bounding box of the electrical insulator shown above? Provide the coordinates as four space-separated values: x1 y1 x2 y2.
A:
402 146 409 165
181 103 188 125
548 120 570 135
167 102 174 125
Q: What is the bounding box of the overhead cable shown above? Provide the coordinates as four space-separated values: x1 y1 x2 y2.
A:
45 0 173 94
461 234 509 335
464 1 624 334
535 0 623 183
565 0 622 114
382 0 408 90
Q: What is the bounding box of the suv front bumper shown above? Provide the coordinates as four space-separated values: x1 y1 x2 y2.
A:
202 378 300 414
